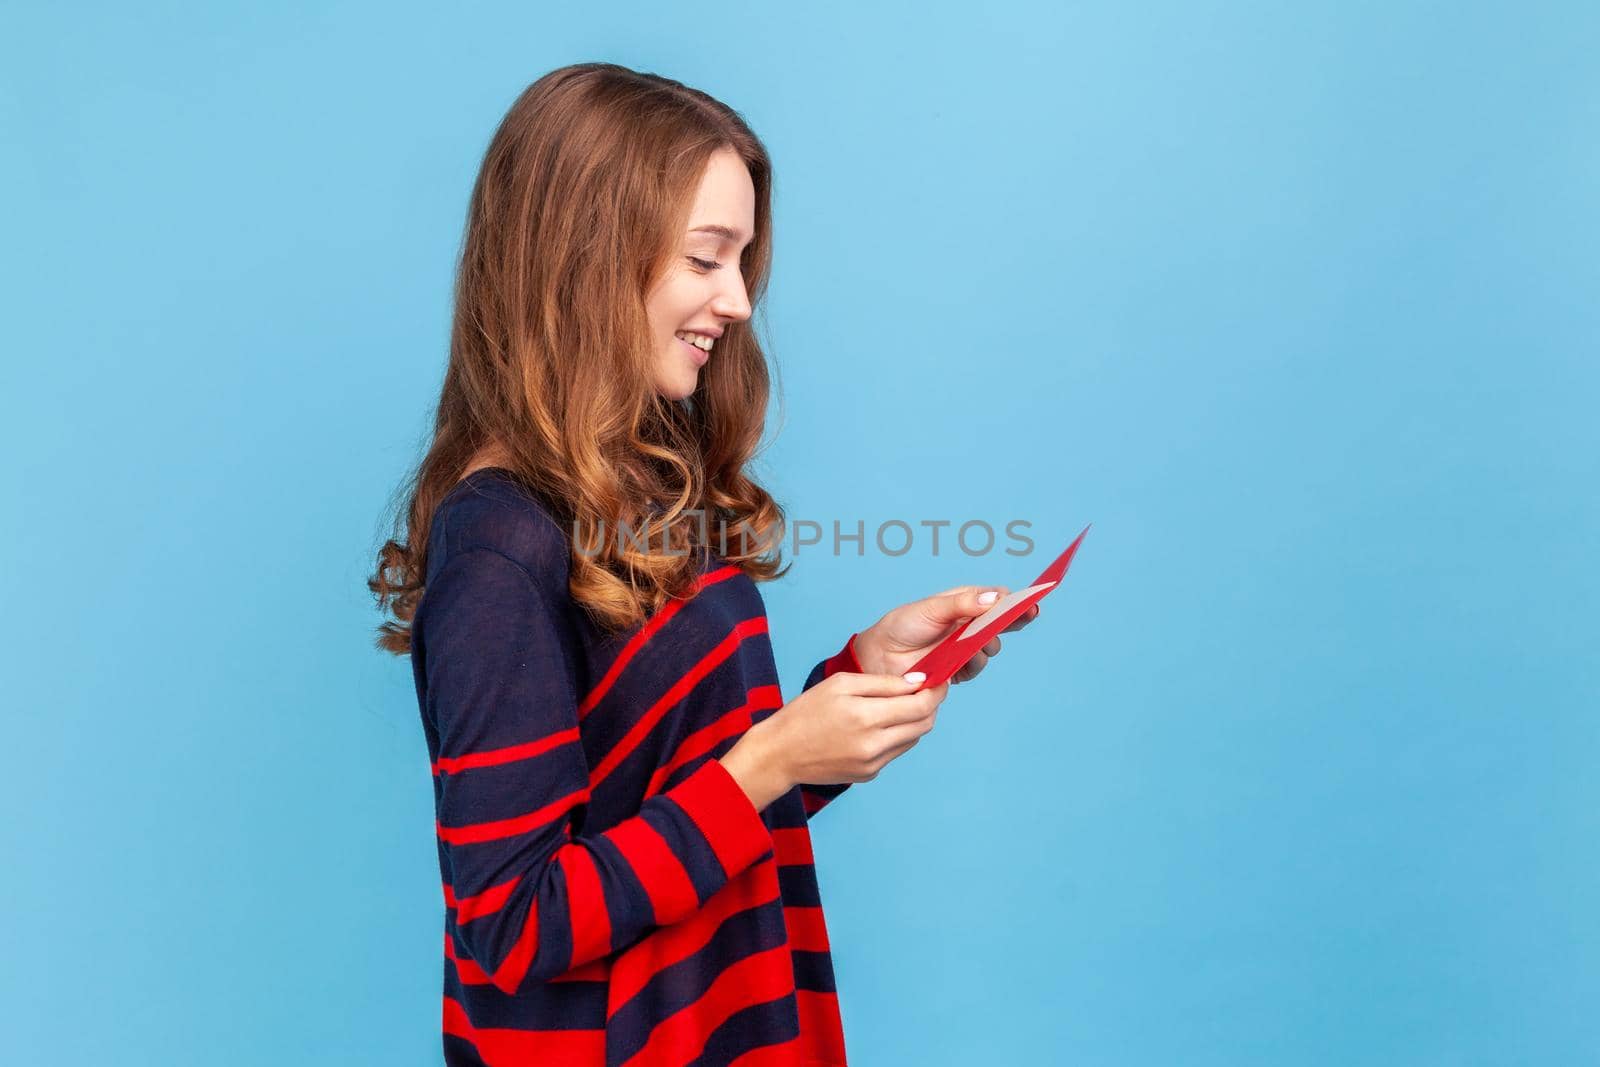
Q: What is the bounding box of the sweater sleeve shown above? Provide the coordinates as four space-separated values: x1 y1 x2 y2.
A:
795 632 866 820
424 547 775 995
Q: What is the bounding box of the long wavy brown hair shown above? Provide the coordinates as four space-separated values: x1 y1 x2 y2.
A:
369 62 791 655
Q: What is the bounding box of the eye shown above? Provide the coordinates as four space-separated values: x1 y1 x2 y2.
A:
687 256 721 272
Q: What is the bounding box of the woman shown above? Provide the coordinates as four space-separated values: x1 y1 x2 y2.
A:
370 62 1038 1067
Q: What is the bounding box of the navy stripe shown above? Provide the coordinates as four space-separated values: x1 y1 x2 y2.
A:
791 949 838 994
442 1033 489 1066
640 801 725 903
688 995 802 1067
587 832 657 946
434 745 585 819
776 863 822 908
444 968 608 1030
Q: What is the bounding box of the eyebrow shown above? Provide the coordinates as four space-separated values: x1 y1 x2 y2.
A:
689 224 750 245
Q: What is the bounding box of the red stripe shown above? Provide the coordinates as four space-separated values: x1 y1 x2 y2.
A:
432 727 579 775
769 828 815 868
645 684 782 798
620 944 798 1067
782 905 831 953
578 564 742 722
665 758 774 879
604 817 699 924
443 876 520 924
436 787 588 845
557 845 613 965
801 790 826 816
589 616 769 788
795 989 847 1064
443 996 605 1067
607 859 781 1012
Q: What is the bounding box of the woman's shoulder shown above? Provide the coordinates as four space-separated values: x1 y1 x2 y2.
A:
425 467 571 595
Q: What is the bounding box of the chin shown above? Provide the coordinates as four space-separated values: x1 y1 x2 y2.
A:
654 373 699 401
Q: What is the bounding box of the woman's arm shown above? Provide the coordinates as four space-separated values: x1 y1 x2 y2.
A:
425 548 774 995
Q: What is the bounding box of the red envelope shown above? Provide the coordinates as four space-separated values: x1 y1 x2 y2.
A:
908 524 1090 691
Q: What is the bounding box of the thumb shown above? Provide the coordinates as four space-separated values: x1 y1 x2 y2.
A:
922 585 1006 625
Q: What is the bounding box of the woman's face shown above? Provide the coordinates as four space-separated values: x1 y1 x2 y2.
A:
645 147 755 399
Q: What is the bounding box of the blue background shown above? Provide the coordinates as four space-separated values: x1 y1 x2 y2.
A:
5 2 1596 1063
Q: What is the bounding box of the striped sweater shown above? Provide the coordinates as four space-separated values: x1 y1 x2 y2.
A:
410 467 862 1066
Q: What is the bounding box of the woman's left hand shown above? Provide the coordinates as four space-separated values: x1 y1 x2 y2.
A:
851 586 1041 684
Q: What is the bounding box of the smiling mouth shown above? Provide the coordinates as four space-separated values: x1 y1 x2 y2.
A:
678 335 709 365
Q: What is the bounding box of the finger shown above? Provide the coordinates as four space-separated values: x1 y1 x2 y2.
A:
864 686 946 727
982 637 1002 657
877 713 936 755
999 604 1040 633
841 671 933 697
953 650 989 683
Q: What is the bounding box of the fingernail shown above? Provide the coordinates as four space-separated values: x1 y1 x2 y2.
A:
978 590 999 605
902 671 926 685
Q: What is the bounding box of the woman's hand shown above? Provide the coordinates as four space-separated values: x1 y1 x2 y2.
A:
722 671 950 808
851 585 1042 684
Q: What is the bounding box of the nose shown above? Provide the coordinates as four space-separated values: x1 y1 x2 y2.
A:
709 270 752 324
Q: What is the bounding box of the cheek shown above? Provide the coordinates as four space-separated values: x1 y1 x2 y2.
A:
651 273 707 322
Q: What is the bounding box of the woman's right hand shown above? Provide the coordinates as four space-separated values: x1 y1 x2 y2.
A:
720 671 950 810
